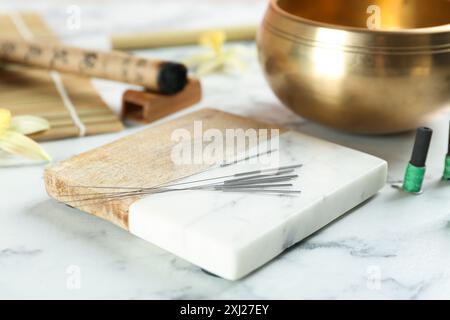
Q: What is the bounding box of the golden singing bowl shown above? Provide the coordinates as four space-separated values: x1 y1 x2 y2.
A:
257 0 450 134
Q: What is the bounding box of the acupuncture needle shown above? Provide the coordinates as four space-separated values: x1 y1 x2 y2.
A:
65 186 298 205
221 189 301 195
212 184 294 190
60 168 297 200
66 164 303 193
74 172 298 200
65 175 299 203
67 165 300 191
224 174 298 185
62 165 302 202
64 173 300 204
62 175 301 206
220 148 278 167
149 147 280 188
66 186 300 206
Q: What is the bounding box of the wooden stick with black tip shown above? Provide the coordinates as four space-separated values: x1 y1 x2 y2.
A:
0 38 187 94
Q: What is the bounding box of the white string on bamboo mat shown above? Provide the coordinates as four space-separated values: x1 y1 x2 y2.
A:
8 12 87 137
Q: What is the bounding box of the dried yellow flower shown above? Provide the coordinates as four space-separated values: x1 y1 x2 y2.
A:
184 30 251 76
0 108 51 162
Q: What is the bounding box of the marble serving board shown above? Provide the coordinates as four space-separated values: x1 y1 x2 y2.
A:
45 109 387 280
129 131 387 280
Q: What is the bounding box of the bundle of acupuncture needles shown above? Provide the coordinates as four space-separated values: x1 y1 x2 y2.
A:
60 164 303 206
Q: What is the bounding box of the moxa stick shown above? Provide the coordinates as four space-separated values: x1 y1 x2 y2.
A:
0 37 188 94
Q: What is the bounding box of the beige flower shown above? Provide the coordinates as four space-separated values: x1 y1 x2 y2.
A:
0 108 51 162
183 30 252 76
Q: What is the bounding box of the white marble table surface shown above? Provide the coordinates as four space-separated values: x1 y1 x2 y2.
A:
0 0 449 299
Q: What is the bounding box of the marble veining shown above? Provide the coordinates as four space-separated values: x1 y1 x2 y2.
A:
0 0 449 299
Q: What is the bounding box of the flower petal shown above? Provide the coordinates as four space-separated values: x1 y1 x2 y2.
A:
0 108 11 133
183 53 215 68
0 130 51 161
10 115 50 135
0 150 48 167
196 58 226 76
199 30 226 55
224 55 248 72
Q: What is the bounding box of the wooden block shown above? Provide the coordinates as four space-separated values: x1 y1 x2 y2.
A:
121 78 202 123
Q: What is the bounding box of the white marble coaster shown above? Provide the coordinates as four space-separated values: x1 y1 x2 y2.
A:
129 131 387 280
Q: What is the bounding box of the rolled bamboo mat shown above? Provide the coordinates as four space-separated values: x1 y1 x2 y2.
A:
111 25 258 50
0 12 124 141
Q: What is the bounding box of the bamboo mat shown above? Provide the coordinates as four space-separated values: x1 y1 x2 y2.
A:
0 12 123 141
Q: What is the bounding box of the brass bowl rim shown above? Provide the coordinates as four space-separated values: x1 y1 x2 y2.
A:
270 0 450 34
